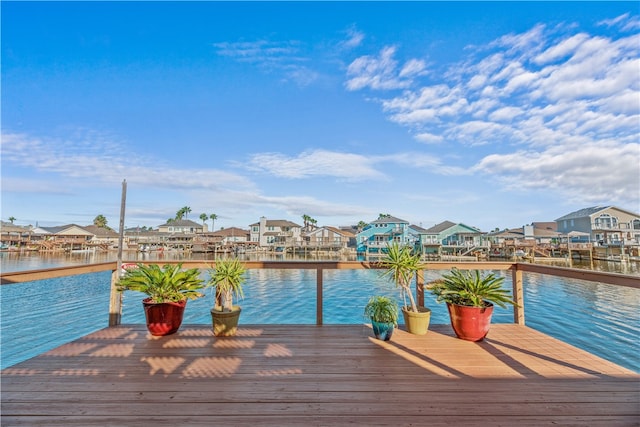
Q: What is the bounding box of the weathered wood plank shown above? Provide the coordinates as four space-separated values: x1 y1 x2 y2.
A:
1 415 637 427
2 324 638 426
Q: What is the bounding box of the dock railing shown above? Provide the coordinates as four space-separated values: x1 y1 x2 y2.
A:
2 260 639 327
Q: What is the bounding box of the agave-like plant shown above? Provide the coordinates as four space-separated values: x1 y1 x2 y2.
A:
378 242 423 312
428 268 516 308
208 257 246 312
117 263 205 303
364 296 399 325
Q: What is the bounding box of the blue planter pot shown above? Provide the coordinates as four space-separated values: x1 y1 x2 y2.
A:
371 320 395 341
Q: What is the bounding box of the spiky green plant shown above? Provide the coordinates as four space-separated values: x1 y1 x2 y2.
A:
428 268 517 308
378 242 423 312
208 257 246 312
364 296 399 325
117 263 205 303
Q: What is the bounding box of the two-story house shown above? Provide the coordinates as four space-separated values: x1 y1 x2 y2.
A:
355 215 414 254
417 220 487 257
157 219 204 234
249 217 302 248
302 226 355 250
555 206 640 246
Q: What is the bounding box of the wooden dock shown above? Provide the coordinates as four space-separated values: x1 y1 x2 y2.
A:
1 324 638 426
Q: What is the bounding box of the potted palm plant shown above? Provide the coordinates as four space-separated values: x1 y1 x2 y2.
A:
378 242 431 335
364 295 399 341
427 268 517 341
208 257 246 337
117 263 205 336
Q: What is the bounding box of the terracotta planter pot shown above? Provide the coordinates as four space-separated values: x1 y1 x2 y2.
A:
446 302 494 342
401 306 432 335
142 298 186 336
211 306 242 337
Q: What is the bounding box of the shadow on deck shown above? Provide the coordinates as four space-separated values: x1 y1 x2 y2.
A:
1 324 638 426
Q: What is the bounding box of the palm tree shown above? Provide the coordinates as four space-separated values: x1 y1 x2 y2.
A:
357 221 368 232
302 214 311 230
209 213 218 231
199 213 208 225
93 214 108 228
175 206 191 220
8 216 16 224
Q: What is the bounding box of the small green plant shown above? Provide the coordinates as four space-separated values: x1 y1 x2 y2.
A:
208 258 246 312
117 263 205 303
379 242 423 312
428 268 517 308
364 296 399 325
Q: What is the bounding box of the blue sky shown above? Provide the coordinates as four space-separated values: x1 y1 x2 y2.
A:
2 2 639 232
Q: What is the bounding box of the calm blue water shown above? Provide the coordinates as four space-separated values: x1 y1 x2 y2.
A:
1 265 638 372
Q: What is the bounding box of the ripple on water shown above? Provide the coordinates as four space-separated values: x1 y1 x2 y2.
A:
1 269 638 373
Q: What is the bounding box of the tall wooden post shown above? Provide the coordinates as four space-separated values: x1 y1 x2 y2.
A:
109 179 127 327
416 269 425 307
512 265 525 325
316 268 323 326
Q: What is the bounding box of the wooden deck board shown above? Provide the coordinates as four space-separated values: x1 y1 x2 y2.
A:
2 324 638 426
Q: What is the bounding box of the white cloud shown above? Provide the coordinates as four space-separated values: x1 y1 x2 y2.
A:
488 106 524 122
213 40 302 63
341 25 365 49
399 58 427 78
534 33 590 64
346 18 640 205
476 142 640 205
247 149 386 181
345 46 425 91
1 132 255 192
213 38 318 87
415 132 444 145
598 13 630 28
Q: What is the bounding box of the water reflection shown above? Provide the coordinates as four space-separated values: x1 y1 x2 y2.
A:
2 250 639 275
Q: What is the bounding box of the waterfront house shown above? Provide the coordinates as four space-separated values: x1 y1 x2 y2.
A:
157 219 204 234
416 220 487 258
32 224 96 251
83 225 120 249
0 222 31 249
302 226 355 250
487 223 563 258
355 215 414 254
210 227 250 244
123 227 162 250
250 217 302 249
555 206 640 246
192 227 254 253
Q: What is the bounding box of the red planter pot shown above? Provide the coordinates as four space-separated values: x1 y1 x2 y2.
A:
142 298 187 336
446 302 494 342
